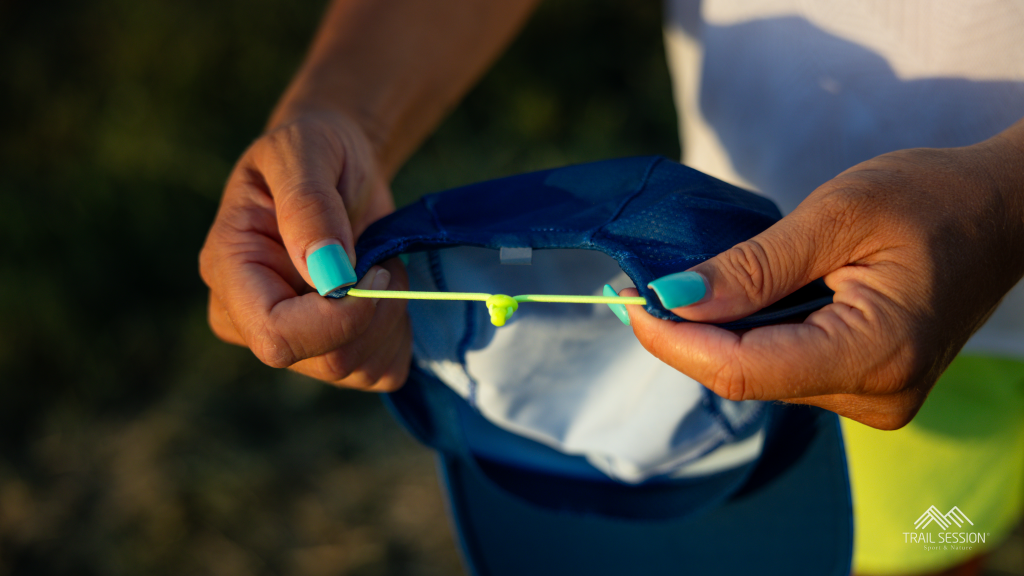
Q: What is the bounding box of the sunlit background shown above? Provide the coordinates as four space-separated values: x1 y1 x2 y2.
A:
0 1 1020 575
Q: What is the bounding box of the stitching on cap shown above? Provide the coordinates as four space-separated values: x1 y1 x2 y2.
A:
422 196 446 235
589 156 664 242
527 227 584 233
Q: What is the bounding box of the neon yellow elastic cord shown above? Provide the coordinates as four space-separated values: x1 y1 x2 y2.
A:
345 288 646 327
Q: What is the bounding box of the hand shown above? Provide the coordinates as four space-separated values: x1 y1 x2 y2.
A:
626 140 1024 429
199 110 412 391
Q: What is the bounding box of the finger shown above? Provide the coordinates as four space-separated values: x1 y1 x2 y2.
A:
371 320 413 392
624 279 915 410
201 175 314 298
200 167 399 372
345 316 413 393
254 122 371 295
627 300 836 402
289 262 410 386
292 308 412 392
290 269 411 391
208 291 245 346
220 245 389 369
648 192 870 323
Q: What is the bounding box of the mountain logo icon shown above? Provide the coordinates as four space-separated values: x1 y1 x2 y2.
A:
914 506 974 530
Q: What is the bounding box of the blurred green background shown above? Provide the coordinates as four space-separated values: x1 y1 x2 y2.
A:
2 1 1022 575
0 0 677 574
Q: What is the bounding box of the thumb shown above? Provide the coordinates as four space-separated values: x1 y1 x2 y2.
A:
649 210 842 323
255 124 365 297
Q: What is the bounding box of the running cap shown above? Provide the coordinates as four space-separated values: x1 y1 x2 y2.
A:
347 156 851 575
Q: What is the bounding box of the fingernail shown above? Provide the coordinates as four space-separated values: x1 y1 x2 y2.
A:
603 284 630 326
370 268 390 305
647 271 707 309
307 242 357 296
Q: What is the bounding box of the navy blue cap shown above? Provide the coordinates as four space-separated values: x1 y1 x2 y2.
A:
350 156 851 575
384 367 852 575
348 155 833 329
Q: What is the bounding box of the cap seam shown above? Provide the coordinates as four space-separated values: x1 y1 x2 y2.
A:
589 156 664 243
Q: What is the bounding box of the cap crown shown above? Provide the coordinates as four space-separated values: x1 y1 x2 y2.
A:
354 156 832 328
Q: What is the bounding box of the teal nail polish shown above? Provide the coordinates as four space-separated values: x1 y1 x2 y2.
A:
307 243 357 296
603 284 630 326
648 271 706 309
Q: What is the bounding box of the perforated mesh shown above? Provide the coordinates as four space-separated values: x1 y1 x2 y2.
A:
353 156 832 328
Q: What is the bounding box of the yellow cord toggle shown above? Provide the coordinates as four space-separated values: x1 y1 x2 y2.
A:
344 287 646 327
485 294 518 327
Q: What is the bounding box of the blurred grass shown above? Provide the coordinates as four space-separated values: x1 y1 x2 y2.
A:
0 0 677 574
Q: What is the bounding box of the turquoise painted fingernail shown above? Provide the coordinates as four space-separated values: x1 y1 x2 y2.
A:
307 243 357 296
648 271 707 309
604 284 630 326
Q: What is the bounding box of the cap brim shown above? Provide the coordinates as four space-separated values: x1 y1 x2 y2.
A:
384 371 853 576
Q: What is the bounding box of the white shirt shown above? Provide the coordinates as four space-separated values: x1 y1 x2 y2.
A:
663 0 1024 357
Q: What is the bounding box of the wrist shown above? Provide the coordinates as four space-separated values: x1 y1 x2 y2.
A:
971 119 1024 282
263 0 540 182
978 120 1024 237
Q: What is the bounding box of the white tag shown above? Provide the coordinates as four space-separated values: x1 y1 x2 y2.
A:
499 246 532 265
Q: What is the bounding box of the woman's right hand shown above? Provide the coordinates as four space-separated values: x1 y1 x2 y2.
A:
199 110 412 391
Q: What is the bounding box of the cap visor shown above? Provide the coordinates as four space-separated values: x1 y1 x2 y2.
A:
437 405 852 576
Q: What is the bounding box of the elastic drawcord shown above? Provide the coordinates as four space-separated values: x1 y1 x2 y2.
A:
345 288 647 327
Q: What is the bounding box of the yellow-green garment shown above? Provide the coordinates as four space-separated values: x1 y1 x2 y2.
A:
843 354 1024 575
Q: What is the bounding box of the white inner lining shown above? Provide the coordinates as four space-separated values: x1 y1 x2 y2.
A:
405 247 765 484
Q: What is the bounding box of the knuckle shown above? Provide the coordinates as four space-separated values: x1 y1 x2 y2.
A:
370 375 406 393
708 361 752 402
251 326 299 369
323 308 370 350
198 251 214 288
320 350 356 383
262 118 346 167
329 372 377 391
278 184 337 222
198 249 220 290
720 241 774 305
262 122 305 154
197 222 245 288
